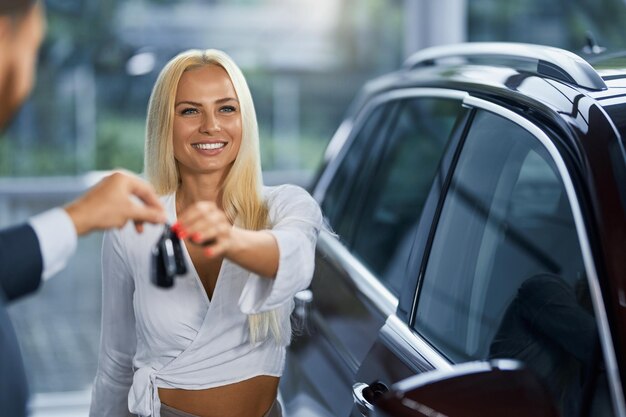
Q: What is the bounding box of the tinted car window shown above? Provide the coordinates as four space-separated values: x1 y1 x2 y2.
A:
414 110 611 416
347 97 462 295
321 103 388 235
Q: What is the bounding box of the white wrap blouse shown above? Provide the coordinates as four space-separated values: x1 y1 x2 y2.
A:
89 185 322 417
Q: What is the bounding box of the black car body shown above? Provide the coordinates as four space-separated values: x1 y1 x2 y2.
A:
279 43 626 417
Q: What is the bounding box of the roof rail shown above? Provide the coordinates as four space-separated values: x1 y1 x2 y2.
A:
403 42 607 91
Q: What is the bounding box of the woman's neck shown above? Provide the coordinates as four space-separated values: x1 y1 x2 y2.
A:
176 173 224 212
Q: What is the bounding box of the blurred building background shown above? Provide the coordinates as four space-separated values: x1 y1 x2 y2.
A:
1 0 625 415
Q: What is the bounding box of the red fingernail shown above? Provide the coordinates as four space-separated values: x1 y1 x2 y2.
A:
191 232 202 242
204 248 212 257
178 230 188 239
171 222 180 232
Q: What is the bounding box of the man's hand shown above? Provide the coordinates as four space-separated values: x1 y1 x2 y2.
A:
64 171 167 236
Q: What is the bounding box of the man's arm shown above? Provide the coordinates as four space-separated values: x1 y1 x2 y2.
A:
0 224 43 302
0 171 165 303
29 208 78 281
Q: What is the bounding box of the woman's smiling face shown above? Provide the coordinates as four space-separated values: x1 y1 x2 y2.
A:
172 64 242 179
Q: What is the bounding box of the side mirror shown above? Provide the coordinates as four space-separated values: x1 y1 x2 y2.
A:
374 360 559 417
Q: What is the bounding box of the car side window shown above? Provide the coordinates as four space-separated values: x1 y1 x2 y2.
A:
321 103 388 235
413 110 613 417
348 97 463 295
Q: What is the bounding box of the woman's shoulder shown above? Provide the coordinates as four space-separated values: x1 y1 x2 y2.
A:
262 183 304 193
262 184 316 207
262 184 322 225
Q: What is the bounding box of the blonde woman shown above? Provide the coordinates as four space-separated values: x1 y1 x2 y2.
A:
89 49 322 417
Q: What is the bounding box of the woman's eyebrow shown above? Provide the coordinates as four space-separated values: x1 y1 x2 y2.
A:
215 97 239 104
175 98 238 106
175 100 202 107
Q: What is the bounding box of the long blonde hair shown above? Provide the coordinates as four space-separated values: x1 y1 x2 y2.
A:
144 49 283 343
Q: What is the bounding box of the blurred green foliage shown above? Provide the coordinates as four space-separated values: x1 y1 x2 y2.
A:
95 113 145 173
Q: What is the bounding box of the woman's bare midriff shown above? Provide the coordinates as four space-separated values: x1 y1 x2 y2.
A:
158 375 279 417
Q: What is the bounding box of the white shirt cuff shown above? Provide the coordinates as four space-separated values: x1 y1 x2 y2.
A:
29 208 78 281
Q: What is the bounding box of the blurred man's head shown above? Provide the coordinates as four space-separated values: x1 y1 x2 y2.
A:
0 0 45 129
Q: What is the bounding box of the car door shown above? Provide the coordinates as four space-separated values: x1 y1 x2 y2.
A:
280 97 397 417
353 100 621 417
280 89 467 417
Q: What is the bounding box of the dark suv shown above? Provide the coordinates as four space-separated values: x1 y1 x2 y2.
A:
279 43 626 417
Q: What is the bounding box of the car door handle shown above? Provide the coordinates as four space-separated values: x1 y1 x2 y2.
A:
353 382 374 416
293 289 313 320
292 289 314 334
294 289 313 317
353 381 389 416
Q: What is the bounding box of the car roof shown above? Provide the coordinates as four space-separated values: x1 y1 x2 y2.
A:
357 43 626 129
352 43 626 172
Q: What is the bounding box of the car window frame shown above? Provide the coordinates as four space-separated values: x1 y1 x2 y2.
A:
397 102 475 322
335 101 404 247
315 87 470 301
313 98 396 220
314 88 469 218
410 95 626 417
346 93 469 295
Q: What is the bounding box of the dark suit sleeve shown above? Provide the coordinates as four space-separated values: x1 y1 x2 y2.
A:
0 223 43 302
